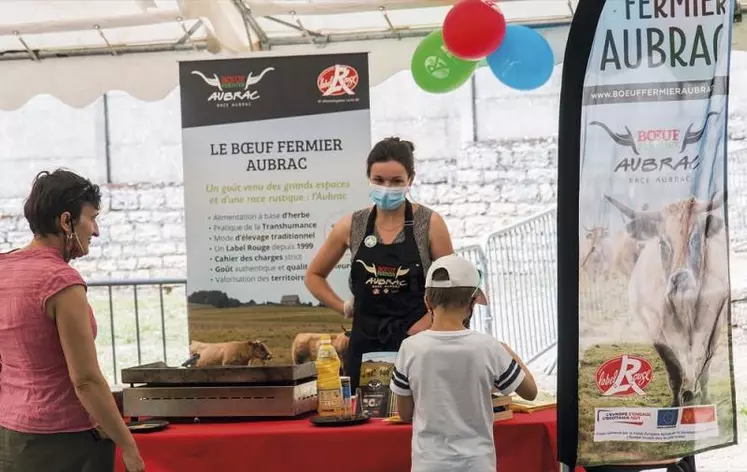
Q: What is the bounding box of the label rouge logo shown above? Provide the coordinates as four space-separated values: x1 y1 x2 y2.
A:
595 354 653 397
190 67 275 106
317 64 359 97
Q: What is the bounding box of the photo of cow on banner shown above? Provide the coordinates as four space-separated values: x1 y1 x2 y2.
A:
557 0 739 468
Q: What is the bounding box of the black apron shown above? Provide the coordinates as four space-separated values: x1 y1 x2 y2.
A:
346 201 427 392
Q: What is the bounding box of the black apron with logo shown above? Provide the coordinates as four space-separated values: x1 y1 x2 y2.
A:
346 201 427 393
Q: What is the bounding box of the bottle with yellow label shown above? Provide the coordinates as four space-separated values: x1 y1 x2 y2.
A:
315 334 345 417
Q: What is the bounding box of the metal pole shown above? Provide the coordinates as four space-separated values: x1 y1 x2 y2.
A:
102 93 112 184
470 75 478 142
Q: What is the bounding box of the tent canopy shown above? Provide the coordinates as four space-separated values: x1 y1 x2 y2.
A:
0 0 574 110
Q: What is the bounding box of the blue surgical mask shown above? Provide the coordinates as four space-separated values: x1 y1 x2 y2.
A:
369 183 407 211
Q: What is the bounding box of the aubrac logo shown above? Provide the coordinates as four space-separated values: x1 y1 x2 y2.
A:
191 67 275 104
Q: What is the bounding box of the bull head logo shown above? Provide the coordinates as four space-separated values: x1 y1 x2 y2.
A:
191 67 275 92
590 121 639 155
191 71 222 90
356 260 410 278
244 67 275 89
356 259 378 277
395 267 410 278
591 112 719 154
679 112 718 153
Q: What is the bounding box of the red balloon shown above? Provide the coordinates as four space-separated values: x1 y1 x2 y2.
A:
442 0 507 60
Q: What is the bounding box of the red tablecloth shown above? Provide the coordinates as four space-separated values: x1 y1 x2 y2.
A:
116 408 583 472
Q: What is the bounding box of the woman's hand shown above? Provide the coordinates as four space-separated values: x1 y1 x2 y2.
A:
122 444 145 472
407 312 432 335
305 214 352 315
343 299 355 319
52 285 145 466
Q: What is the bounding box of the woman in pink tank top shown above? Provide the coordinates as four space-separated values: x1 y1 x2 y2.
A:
0 170 144 472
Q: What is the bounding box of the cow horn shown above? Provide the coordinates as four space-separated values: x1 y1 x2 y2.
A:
605 195 660 220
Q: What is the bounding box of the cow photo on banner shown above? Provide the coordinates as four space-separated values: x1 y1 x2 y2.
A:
558 0 738 467
179 53 370 370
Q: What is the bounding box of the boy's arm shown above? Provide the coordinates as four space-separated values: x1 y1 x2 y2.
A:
396 395 414 423
493 342 538 400
390 343 414 422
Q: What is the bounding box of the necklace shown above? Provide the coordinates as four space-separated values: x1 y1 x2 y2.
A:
376 221 404 232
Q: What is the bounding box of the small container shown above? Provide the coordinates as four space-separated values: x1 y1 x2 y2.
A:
340 376 352 415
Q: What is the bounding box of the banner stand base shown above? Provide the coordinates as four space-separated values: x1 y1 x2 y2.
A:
582 455 696 472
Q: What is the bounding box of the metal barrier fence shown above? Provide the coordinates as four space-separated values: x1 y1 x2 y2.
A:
86 233 552 383
87 278 187 384
485 208 558 365
86 141 747 381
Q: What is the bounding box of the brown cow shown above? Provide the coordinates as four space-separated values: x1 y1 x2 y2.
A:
189 339 272 367
579 225 611 281
605 192 729 407
291 326 351 372
610 229 646 279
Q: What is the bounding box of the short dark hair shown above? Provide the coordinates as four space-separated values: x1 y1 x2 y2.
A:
425 268 477 310
366 137 416 179
23 169 102 236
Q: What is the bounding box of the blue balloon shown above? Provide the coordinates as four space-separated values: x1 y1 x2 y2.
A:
487 25 554 91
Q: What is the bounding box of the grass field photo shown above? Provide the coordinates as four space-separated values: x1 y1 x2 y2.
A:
187 301 352 366
577 343 735 464
577 266 737 466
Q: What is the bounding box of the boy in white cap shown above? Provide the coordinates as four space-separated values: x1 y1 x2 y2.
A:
390 254 538 472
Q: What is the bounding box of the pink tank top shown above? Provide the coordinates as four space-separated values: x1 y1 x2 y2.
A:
0 246 97 433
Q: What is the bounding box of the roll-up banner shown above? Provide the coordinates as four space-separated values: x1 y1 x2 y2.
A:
179 53 370 366
558 0 738 467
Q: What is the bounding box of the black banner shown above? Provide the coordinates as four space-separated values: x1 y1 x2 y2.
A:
179 52 371 128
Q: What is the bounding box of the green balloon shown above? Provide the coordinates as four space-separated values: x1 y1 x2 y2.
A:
411 30 478 94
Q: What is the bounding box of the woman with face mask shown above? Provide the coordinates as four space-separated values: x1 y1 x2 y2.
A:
305 137 455 392
0 170 145 472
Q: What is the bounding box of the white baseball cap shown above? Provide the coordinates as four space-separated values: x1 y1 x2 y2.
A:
425 254 488 305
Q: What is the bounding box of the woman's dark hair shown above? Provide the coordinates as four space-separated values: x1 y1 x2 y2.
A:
23 169 102 236
366 137 416 179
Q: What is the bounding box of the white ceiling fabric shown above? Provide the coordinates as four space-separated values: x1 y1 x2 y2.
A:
0 0 575 110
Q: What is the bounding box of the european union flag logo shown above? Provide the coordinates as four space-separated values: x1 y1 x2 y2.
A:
657 409 679 428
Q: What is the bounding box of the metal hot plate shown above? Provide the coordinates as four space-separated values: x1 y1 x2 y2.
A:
121 362 318 418
121 361 317 386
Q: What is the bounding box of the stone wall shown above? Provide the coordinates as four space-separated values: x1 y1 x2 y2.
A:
0 184 187 280
413 138 558 246
0 137 558 280
2 54 747 281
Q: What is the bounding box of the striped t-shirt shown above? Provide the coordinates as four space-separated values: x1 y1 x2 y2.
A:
390 330 525 472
